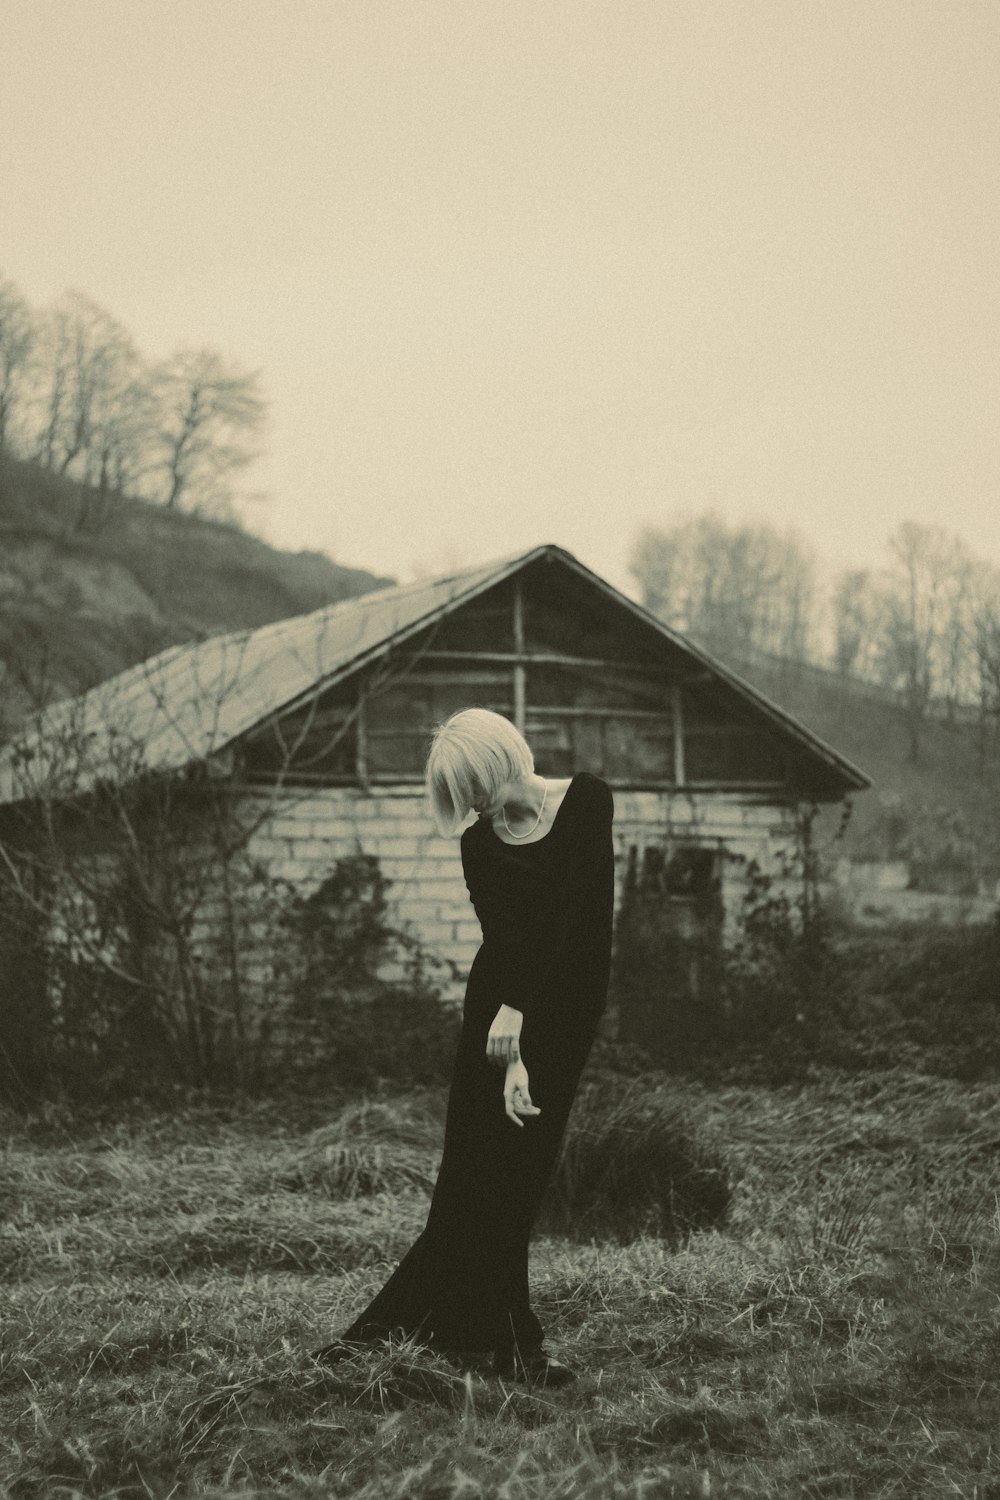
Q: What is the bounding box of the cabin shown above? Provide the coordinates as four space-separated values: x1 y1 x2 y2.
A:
0 543 869 1041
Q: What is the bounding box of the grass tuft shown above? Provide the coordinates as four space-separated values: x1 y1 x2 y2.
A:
539 1078 732 1244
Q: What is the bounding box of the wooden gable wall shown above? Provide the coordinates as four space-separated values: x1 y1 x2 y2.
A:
237 556 835 797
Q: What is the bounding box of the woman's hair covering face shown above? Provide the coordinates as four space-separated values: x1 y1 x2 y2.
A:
425 708 534 836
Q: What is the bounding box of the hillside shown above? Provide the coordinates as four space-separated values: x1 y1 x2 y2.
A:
730 649 1000 891
0 458 391 733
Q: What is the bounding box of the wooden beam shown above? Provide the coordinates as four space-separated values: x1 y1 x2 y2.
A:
355 677 369 791
419 648 675 676
672 682 686 786
523 706 673 722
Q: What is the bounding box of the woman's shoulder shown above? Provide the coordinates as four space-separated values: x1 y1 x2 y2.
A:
574 769 611 795
572 771 614 817
459 817 490 880
460 813 491 849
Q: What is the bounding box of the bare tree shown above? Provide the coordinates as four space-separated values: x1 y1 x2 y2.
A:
876 522 961 761
76 364 160 532
151 349 265 514
936 543 978 723
27 292 143 483
5 287 268 528
969 562 1000 775
832 570 873 681
31 303 68 470
0 277 35 460
629 514 817 666
828 568 888 721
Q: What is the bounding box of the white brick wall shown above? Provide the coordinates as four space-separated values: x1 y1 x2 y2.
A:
239 783 805 1004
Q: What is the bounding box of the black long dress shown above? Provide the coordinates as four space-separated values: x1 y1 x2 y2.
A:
317 770 615 1362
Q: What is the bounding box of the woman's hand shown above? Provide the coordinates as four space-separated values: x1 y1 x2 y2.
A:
486 1003 523 1066
503 1058 541 1128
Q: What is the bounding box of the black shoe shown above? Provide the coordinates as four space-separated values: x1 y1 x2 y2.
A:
492 1348 576 1388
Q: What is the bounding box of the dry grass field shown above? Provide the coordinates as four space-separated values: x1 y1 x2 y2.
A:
2 1071 999 1499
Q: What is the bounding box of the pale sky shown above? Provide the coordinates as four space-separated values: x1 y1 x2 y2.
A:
2 0 998 595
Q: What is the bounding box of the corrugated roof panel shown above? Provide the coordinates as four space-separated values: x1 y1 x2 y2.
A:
0 548 529 803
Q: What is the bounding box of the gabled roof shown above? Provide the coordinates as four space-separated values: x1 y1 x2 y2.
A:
0 542 870 803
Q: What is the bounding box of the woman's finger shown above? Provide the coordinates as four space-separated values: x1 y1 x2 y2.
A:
508 1084 540 1118
488 1034 520 1064
504 1092 524 1127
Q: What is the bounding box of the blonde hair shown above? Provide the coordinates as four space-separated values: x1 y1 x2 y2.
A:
425 708 534 836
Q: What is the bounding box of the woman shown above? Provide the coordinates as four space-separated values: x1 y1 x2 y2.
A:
312 707 615 1386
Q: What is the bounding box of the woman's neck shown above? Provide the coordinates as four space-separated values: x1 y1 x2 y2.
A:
499 774 544 820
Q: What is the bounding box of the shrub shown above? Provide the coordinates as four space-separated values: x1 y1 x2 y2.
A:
271 854 461 1090
720 859 841 1082
822 917 1000 1080
0 838 459 1102
537 1077 732 1244
0 870 175 1104
609 836 1000 1082
269 1099 442 1198
0 879 54 1101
